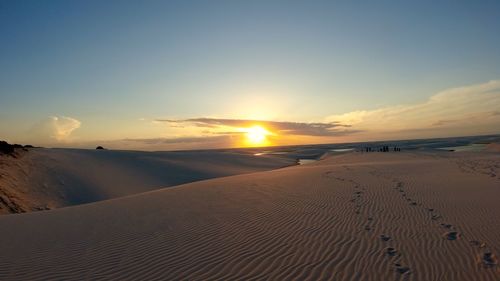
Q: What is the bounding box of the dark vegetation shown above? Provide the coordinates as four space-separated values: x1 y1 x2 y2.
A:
0 140 34 155
0 141 15 154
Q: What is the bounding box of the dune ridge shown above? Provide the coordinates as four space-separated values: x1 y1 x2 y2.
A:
0 151 498 280
0 148 295 214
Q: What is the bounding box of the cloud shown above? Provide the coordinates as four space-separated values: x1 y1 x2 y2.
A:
327 80 500 138
156 118 357 137
30 116 81 143
50 116 81 141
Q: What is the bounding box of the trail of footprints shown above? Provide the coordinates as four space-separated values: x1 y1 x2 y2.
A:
391 179 498 272
352 168 414 276
454 158 500 181
326 168 498 278
328 169 413 277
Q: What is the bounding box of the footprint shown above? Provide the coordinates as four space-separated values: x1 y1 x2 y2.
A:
410 202 417 206
440 223 453 229
364 225 371 231
386 247 397 256
380 234 391 242
395 264 411 274
470 240 486 248
427 208 434 212
431 214 442 220
481 252 498 268
443 231 459 240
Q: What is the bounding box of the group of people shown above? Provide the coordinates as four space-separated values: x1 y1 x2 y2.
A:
362 146 401 152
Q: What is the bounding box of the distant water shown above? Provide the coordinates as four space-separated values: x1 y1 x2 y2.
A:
330 148 355 152
437 143 487 152
298 159 317 165
254 151 288 156
250 134 498 160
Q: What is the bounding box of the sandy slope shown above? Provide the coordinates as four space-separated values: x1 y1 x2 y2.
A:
486 143 500 152
0 148 295 214
0 151 499 280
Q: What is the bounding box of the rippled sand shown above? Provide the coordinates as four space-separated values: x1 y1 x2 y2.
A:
0 151 499 280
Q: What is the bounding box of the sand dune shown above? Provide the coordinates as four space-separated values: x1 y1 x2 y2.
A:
486 143 500 152
0 151 498 280
0 148 295 214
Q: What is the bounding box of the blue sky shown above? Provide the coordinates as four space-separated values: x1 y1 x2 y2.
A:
1 0 500 149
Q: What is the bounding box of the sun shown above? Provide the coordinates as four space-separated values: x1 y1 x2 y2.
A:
243 125 272 146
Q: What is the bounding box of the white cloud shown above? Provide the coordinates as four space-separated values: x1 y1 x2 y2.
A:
50 116 81 141
327 80 500 138
30 116 81 143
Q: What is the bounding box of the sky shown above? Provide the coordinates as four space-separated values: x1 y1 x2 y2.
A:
1 0 500 150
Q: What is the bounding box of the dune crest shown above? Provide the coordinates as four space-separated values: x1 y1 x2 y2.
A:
0 148 295 214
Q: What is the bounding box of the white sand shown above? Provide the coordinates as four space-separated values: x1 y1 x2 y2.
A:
0 151 499 280
0 148 295 213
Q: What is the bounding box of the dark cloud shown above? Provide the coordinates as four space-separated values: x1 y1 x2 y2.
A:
155 118 358 137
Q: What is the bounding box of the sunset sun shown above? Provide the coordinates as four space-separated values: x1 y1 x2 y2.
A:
243 125 272 146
